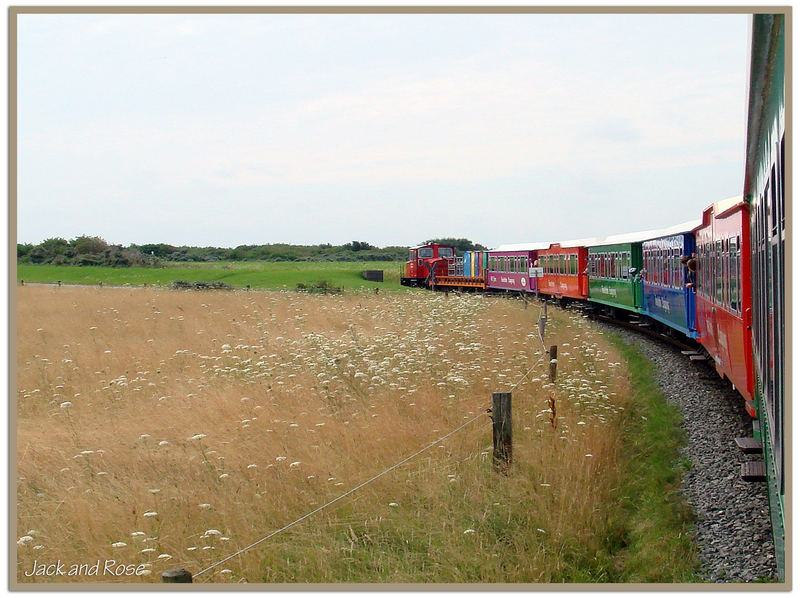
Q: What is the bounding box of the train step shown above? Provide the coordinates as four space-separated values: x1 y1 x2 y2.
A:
735 437 763 453
689 355 708 361
681 350 700 355
740 461 766 482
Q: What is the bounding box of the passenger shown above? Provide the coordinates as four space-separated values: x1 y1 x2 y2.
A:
681 255 697 291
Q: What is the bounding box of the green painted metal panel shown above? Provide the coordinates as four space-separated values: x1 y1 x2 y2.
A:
588 279 638 310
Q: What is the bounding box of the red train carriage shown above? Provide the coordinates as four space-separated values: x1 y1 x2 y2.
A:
693 196 755 414
537 242 589 300
401 243 456 288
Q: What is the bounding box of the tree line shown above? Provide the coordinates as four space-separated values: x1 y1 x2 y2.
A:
17 236 486 267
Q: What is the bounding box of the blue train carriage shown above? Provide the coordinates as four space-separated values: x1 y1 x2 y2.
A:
743 13 785 580
639 220 702 338
586 230 652 315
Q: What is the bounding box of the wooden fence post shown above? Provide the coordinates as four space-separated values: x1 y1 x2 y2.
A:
549 345 558 383
543 300 548 320
492 392 512 471
538 317 546 340
162 568 193 583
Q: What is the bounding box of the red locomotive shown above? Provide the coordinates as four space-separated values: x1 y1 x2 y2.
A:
400 243 456 288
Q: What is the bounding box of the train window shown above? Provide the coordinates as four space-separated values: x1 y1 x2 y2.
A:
658 248 664 286
723 238 730 307
715 240 724 305
642 250 648 282
673 248 679 289
770 163 778 237
780 134 785 234
622 251 630 280
419 248 433 258
409 250 416 261
731 237 741 313
438 247 453 258
666 248 672 287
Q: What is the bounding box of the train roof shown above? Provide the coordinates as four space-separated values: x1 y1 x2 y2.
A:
491 242 550 252
409 243 454 250
494 219 702 252
694 196 745 230
603 219 702 244
712 195 745 216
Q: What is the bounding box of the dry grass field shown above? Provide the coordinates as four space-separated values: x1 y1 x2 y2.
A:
16 285 640 584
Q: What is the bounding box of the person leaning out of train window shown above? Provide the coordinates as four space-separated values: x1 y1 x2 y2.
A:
681 254 697 291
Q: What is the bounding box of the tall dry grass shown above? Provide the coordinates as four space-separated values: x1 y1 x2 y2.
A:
16 286 632 583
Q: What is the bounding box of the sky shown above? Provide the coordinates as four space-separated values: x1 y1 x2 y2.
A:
16 11 751 249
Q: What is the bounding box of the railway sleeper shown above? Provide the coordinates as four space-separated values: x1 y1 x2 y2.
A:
735 437 763 454
740 461 767 482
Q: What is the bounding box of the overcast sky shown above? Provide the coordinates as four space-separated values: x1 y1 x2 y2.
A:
17 11 750 249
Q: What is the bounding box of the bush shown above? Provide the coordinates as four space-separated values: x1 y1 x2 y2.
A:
296 280 343 294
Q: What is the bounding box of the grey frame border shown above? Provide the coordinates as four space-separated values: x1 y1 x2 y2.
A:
8 4 792 592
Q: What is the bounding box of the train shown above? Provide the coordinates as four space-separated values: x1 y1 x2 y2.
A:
401 14 785 580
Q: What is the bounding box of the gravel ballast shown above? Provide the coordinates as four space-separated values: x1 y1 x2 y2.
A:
608 326 778 582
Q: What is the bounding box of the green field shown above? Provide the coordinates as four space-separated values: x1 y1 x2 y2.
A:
16 261 407 291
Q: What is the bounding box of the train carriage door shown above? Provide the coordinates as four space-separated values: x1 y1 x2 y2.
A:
408 248 418 278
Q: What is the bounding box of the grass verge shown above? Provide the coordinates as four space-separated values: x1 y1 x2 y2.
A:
598 333 699 582
16 261 407 292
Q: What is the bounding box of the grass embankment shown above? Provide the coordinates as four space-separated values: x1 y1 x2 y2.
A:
16 287 696 584
16 261 405 292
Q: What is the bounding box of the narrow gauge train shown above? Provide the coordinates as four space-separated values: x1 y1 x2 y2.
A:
401 14 786 580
